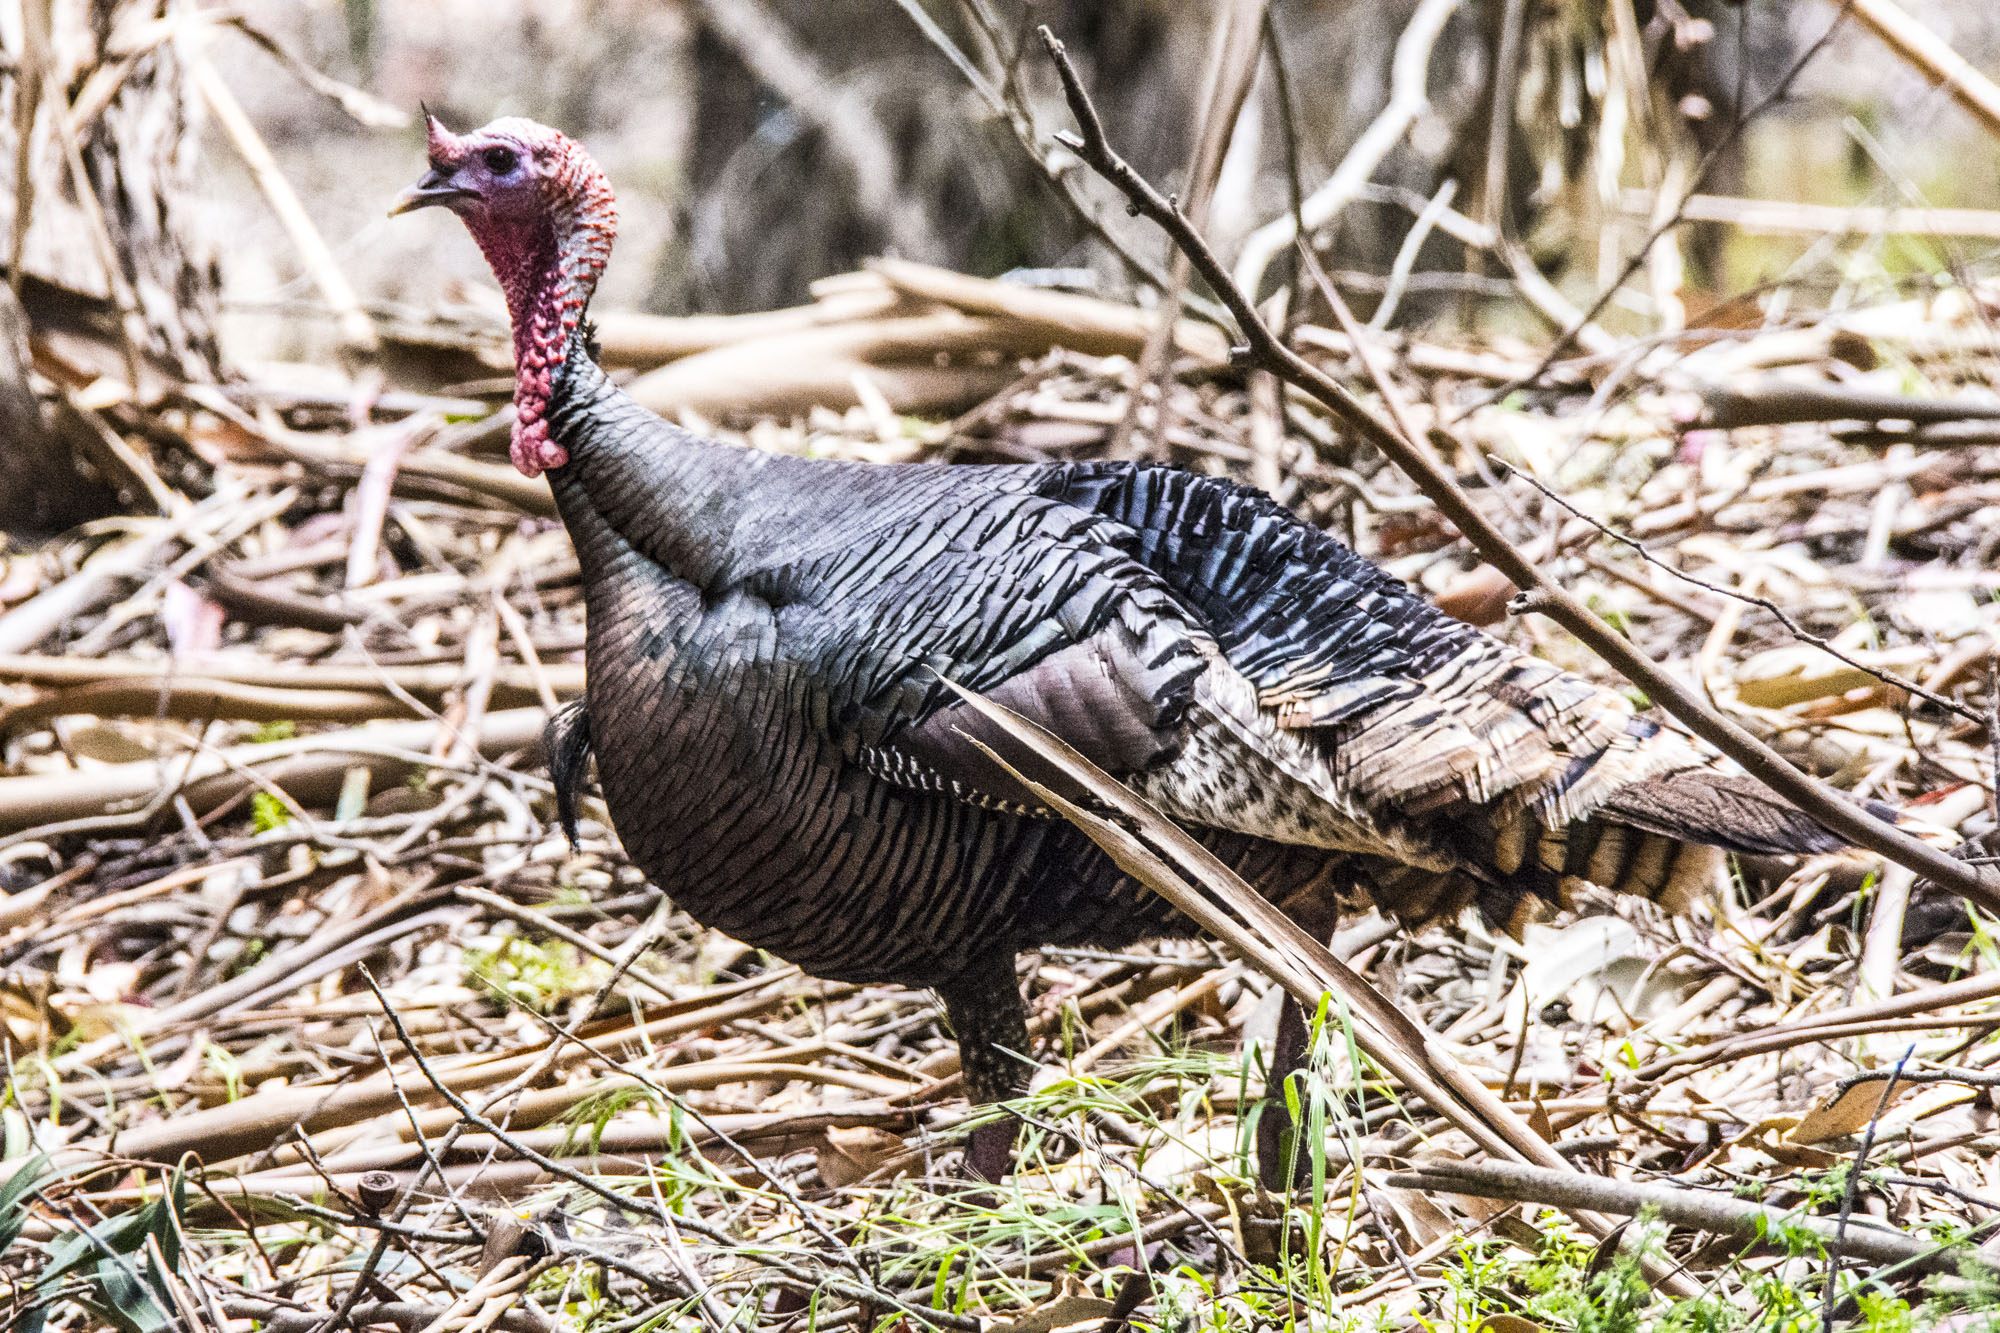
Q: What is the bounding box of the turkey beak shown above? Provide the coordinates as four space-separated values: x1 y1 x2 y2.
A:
390 167 473 216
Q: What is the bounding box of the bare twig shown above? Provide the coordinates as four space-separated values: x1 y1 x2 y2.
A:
1848 0 2000 137
191 56 377 354
1629 971 2000 1081
1822 1045 1915 1332
1493 457 1983 724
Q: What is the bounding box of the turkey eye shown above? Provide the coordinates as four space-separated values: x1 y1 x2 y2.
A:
482 147 518 174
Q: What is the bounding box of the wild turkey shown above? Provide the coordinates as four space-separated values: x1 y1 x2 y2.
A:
395 116 1848 1180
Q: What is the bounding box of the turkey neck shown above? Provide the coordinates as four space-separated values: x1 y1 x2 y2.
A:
540 346 755 591
485 197 755 588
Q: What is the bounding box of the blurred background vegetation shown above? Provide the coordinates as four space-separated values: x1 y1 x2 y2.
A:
187 0 2000 362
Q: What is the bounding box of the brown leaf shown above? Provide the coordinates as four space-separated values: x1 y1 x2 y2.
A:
816 1125 906 1188
1435 564 1516 627
990 1286 1119 1333
62 722 159 764
1792 1076 1911 1145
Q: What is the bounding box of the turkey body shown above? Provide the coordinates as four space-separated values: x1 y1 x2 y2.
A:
398 111 1841 1183
542 348 1833 998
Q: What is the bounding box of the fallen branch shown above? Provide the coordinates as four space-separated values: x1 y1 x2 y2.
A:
1627 190 2000 241
0 706 548 834
191 56 375 354
222 1299 550 1333
0 677 410 731
625 311 1035 421
1630 970 2000 1082
865 258 1229 362
1386 1158 1990 1276
1696 376 2000 430
0 654 584 702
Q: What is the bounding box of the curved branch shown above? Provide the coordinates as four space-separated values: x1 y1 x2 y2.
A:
1036 23 2000 914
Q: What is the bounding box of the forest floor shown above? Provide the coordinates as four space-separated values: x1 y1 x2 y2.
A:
5 253 2000 1333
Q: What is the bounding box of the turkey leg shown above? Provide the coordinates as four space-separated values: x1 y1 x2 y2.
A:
1256 896 1343 1191
938 953 1032 1181
1256 993 1316 1191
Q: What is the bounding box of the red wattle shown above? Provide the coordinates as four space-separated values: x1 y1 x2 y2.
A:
457 132 616 480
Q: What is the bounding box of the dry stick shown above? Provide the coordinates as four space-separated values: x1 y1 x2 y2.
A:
0 679 412 731
1848 0 2000 137
1232 0 1463 300
1260 10 1308 326
1478 0 1528 234
191 56 376 354
347 422 417 590
0 708 548 837
1384 1158 1987 1276
366 1029 486 1240
46 71 150 397
8 0 44 306
489 592 562 717
1631 970 2000 1082
1035 25 2000 917
0 654 583 703
0 518 192 656
222 1303 546 1333
1368 179 1457 333
217 13 409 128
1648 193 2000 242
931 0 1222 323
1111 0 1265 460
1822 1044 1913 1331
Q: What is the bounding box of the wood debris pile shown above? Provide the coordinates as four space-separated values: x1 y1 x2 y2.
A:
3 255 2000 1330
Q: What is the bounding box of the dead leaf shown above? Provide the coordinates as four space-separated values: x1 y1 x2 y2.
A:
1491 1214 1547 1253
1527 1097 1553 1143
1792 1076 1911 1145
1757 1134 1842 1170
61 722 160 764
1435 564 1515 626
816 1125 906 1188
1373 1185 1460 1248
990 1288 1119 1333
